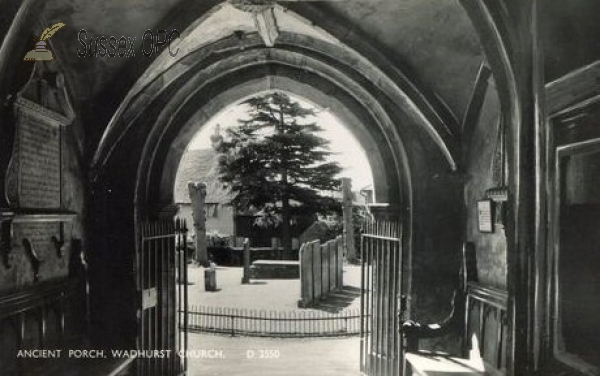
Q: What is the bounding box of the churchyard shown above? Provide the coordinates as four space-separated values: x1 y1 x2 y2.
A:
186 263 362 312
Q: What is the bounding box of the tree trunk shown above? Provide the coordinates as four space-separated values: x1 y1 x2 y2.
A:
281 194 292 258
278 102 292 258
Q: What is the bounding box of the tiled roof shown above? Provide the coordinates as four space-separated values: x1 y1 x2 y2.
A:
174 149 233 204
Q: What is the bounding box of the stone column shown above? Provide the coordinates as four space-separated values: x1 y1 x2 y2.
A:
342 178 356 261
460 2 545 372
188 182 208 265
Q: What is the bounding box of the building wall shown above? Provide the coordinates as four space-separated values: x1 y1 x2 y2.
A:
541 0 600 81
176 203 235 237
0 105 86 291
0 77 87 374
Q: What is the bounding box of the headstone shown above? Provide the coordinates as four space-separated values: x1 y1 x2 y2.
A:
298 243 314 307
188 182 208 265
241 238 251 284
329 239 337 291
204 262 217 291
321 240 330 296
336 236 344 288
305 243 313 303
292 238 300 252
271 237 280 260
311 241 322 301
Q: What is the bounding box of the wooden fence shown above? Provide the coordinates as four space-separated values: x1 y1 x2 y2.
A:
298 236 344 307
186 306 361 337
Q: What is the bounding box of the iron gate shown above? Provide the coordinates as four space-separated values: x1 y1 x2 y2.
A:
138 219 189 376
360 219 403 376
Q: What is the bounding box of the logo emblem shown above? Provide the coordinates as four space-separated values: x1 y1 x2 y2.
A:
23 22 65 61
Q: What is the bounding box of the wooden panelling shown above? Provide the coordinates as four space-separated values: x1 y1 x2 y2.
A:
546 61 600 116
466 282 508 369
0 278 85 376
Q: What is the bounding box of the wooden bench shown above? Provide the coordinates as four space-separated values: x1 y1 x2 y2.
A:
0 278 135 376
403 243 508 376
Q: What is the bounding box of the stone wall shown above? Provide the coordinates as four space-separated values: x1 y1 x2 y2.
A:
464 82 507 289
0 60 87 374
0 102 85 293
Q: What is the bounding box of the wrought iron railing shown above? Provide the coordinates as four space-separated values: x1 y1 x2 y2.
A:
185 306 363 337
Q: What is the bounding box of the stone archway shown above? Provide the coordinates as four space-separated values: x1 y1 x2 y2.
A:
89 49 462 354
86 1 483 356
149 75 400 211
0 0 546 374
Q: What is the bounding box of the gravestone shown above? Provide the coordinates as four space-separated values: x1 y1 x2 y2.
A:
204 262 217 291
311 240 322 301
321 241 330 297
297 237 344 307
329 240 337 291
298 242 313 307
241 239 251 284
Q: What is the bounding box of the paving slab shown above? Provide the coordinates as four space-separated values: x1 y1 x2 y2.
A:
187 333 362 376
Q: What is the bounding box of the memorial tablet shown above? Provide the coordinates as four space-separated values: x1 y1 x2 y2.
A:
17 111 61 208
6 98 67 210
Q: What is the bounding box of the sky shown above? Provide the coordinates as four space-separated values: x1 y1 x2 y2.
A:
187 95 374 191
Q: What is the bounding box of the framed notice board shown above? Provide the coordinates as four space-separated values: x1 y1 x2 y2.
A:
477 199 494 233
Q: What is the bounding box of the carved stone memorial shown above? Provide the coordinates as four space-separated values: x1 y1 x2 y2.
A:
0 62 76 282
188 181 208 265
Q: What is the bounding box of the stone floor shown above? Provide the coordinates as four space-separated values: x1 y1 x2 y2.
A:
187 333 362 376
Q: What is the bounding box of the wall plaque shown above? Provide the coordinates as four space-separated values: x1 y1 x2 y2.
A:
7 100 63 209
4 62 73 210
1 62 75 274
477 199 494 233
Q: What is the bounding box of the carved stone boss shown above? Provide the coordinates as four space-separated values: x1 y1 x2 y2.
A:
1 63 76 280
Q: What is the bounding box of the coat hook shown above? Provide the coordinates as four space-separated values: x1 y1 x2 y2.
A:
51 236 65 258
22 238 42 282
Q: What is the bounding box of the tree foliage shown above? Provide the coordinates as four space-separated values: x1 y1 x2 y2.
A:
213 93 342 250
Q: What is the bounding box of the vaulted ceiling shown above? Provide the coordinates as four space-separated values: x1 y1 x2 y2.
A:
5 0 598 154
39 0 483 131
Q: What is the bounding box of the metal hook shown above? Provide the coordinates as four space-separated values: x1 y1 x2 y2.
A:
51 235 65 258
22 238 42 282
